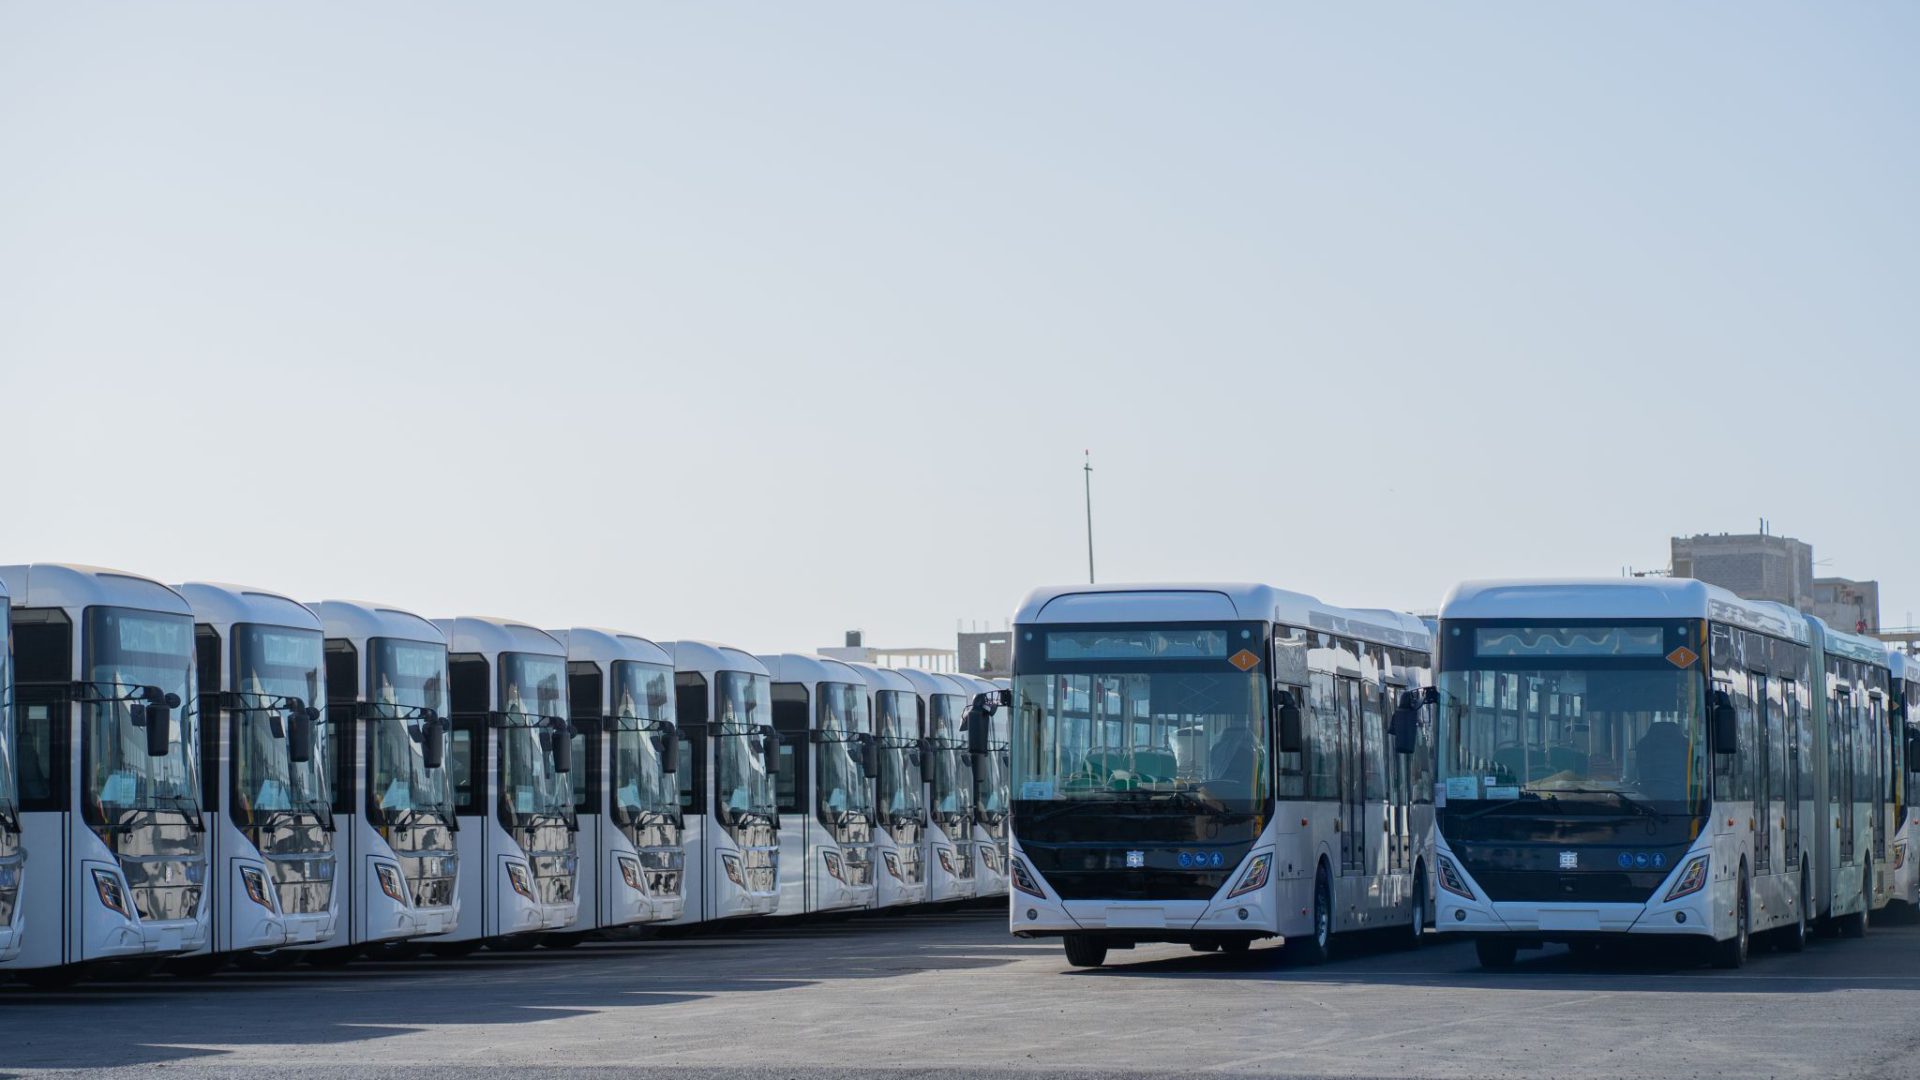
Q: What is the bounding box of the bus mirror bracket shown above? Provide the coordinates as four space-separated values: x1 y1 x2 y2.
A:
140 685 178 757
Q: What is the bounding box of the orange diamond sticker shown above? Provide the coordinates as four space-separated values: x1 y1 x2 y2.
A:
1228 649 1261 672
1666 646 1698 669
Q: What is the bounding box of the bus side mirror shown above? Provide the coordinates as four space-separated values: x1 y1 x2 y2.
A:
1276 690 1304 754
1710 691 1738 755
1390 706 1418 755
965 700 992 756
863 734 882 780
287 701 318 764
140 685 177 757
551 719 574 774
1906 727 1920 765
659 730 680 774
762 726 782 772
423 715 446 771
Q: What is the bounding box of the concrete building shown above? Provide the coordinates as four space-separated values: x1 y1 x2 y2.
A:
1670 531 1814 610
957 630 1012 680
818 630 957 673
1812 577 1880 634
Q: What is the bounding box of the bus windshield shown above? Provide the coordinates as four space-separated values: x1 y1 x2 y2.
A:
876 689 924 824
610 660 679 824
82 606 201 824
1436 622 1708 820
498 652 571 827
1 609 15 818
714 670 775 823
367 637 453 823
928 694 974 823
231 624 330 824
815 682 874 823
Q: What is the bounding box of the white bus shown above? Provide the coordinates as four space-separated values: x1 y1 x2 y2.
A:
171 583 338 972
950 671 1010 899
302 599 459 960
0 564 210 985
846 662 927 910
899 668 978 904
666 642 780 923
433 617 579 952
1431 578 1895 970
1889 650 1920 915
0 578 21 964
1004 583 1435 968
550 627 685 940
759 653 880 917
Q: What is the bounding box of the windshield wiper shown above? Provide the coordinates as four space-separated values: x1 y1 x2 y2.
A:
1447 791 1546 821
1538 786 1664 819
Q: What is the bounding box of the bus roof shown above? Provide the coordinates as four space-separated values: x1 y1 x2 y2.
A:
307 599 445 649
897 667 967 697
756 652 865 688
550 627 672 669
178 582 322 635
0 563 189 616
1440 578 1811 642
1809 615 1891 669
433 616 565 659
1015 583 1430 650
843 661 914 694
666 640 769 679
1888 649 1916 684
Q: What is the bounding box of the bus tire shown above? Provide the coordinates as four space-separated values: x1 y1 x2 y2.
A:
1711 864 1750 969
1839 859 1870 939
1287 864 1334 965
1474 938 1517 970
1405 873 1427 950
1780 864 1809 953
1063 934 1107 968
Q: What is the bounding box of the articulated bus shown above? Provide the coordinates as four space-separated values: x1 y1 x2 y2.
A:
1890 651 1920 914
0 579 21 963
434 618 578 951
899 668 978 904
950 671 1010 899
759 653 878 917
1004 584 1435 968
552 628 685 940
174 583 338 972
304 600 458 960
0 564 209 985
847 663 927 910
1430 579 1896 970
666 642 780 923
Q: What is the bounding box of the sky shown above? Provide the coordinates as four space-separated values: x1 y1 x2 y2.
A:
2 3 1916 653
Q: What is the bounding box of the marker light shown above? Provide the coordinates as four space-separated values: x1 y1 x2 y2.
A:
619 856 645 892
721 854 745 888
1895 842 1908 872
823 851 845 884
240 865 277 912
506 861 537 900
882 851 902 881
1665 855 1711 902
92 867 133 918
938 847 956 876
980 847 1002 874
1010 857 1045 898
1227 853 1272 899
375 862 410 905
1437 857 1475 901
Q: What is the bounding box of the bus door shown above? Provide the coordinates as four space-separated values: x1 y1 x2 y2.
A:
1385 685 1412 874
1782 680 1802 872
1871 692 1887 863
1338 678 1364 875
1753 673 1771 873
1836 687 1855 866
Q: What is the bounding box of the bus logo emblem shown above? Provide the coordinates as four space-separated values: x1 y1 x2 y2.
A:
1559 851 1579 870
1666 646 1698 669
1228 649 1261 671
1126 851 1145 869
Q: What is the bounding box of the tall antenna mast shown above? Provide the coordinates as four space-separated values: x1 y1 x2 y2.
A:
1083 450 1096 584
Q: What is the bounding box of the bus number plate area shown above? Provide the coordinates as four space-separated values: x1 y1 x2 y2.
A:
1104 906 1168 929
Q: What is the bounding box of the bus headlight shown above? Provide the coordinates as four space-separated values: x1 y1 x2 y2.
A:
1665 855 1710 901
375 862 410 905
240 866 277 912
721 854 745 888
619 856 645 892
937 847 956 876
92 868 133 918
1437 857 1475 901
823 851 845 883
1010 857 1045 898
506 861 537 900
1895 842 1908 872
1227 853 1271 899
882 851 902 880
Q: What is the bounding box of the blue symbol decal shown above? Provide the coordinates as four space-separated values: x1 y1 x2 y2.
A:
1652 852 1667 869
1178 852 1193 868
1617 852 1633 869
1634 852 1650 869
1210 851 1225 868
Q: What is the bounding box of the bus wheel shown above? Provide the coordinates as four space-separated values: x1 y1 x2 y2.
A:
1062 934 1107 968
1711 865 1750 969
1780 865 1809 953
1405 875 1428 950
1475 938 1517 970
1839 859 1870 939
1287 865 1333 965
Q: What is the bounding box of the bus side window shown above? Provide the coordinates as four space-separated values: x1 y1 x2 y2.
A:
1275 682 1306 799
1308 671 1338 800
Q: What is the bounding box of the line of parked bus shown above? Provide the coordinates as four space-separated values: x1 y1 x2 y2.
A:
994 579 1920 969
0 564 1010 986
